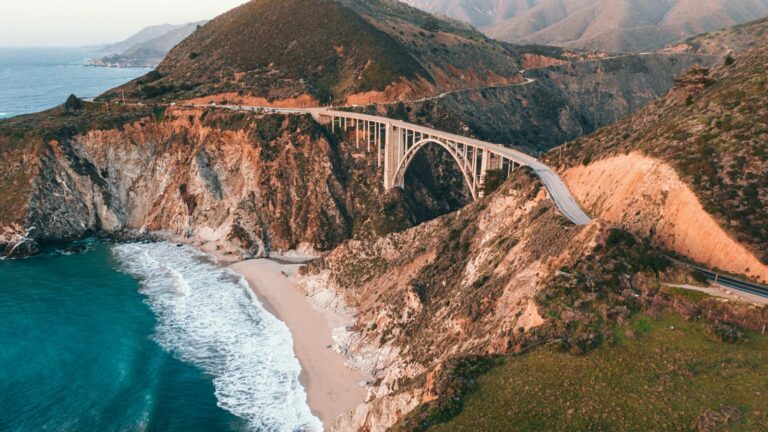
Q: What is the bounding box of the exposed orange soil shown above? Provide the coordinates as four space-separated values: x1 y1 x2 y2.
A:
184 93 320 108
522 53 570 69
563 153 768 283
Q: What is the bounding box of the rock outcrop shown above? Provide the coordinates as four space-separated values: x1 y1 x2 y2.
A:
564 153 768 283
0 106 467 257
295 171 602 429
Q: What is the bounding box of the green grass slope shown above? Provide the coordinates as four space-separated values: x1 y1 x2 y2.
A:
431 313 768 431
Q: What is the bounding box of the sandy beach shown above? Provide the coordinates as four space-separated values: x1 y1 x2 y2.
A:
227 258 367 429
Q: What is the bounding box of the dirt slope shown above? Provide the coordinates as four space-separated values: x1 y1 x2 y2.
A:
553 46 768 282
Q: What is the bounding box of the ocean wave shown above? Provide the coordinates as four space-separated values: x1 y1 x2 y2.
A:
113 242 322 432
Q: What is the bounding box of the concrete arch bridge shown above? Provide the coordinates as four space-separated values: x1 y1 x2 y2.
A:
315 109 591 225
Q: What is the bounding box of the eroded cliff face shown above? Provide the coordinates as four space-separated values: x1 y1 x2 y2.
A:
552 47 768 280
295 171 602 430
0 107 468 257
26 111 336 254
563 153 768 283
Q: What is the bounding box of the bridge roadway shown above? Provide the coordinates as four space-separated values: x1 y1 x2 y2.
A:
192 104 592 226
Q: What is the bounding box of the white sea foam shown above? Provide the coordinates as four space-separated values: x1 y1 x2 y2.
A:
113 242 323 432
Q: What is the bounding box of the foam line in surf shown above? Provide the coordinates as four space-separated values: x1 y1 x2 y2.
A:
114 242 322 432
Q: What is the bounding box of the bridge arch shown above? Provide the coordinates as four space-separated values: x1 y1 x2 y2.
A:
392 138 478 200
316 109 591 225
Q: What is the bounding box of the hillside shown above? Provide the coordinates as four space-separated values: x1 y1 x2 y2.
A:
90 24 187 55
351 52 716 154
406 0 768 53
296 166 768 430
102 0 526 106
88 22 204 68
551 46 768 282
664 16 768 55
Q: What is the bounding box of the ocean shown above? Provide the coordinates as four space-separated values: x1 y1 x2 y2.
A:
0 47 147 119
0 242 321 431
0 49 322 431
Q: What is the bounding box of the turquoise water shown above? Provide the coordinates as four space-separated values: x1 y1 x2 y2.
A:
0 47 147 119
0 243 245 431
0 242 320 431
0 46 322 431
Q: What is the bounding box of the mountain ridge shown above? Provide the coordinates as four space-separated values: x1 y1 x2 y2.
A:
405 0 768 52
87 22 205 68
101 0 529 105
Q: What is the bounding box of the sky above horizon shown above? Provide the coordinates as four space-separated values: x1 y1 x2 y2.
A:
0 0 250 47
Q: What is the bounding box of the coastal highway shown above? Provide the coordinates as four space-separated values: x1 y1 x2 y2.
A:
673 260 768 299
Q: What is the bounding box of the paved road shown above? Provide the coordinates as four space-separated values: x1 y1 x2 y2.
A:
672 259 768 299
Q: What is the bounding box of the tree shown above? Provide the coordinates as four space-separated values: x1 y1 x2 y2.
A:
423 16 440 33
481 169 508 196
391 102 409 121
64 94 83 112
724 54 735 66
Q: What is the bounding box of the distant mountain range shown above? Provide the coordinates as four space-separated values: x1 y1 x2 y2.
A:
404 0 768 52
87 22 206 68
663 15 768 55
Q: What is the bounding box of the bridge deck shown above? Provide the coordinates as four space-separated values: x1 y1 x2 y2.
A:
317 109 592 226
199 104 592 226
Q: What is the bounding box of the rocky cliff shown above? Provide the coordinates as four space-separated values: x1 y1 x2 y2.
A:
296 170 594 430
0 104 467 258
293 165 703 430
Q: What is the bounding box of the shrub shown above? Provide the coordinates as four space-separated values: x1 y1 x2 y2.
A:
709 321 744 343
64 94 83 112
481 169 507 196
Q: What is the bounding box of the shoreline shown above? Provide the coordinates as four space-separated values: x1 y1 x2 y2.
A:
215 251 366 429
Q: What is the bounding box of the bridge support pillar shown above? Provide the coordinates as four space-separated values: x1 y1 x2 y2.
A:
478 151 506 197
384 123 398 190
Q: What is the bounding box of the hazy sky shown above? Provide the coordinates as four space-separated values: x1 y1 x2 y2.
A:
0 0 250 47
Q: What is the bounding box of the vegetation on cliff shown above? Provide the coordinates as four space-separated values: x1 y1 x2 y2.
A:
550 46 768 264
